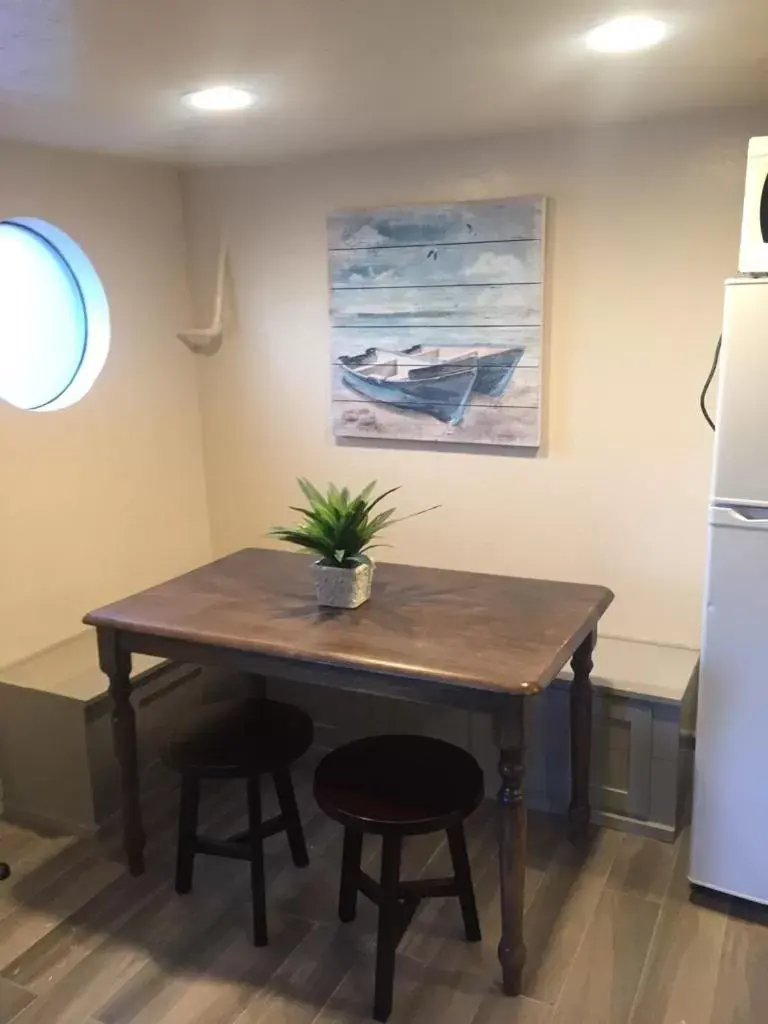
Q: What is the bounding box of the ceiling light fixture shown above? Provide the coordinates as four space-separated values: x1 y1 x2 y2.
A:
183 86 256 112
585 15 668 53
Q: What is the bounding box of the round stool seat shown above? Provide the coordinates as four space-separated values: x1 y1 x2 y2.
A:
163 699 313 779
314 735 484 835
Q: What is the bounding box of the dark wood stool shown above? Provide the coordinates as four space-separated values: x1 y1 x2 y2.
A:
314 734 484 1021
162 698 313 946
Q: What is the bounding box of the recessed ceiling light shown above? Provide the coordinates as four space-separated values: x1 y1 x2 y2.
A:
585 15 668 53
182 86 256 112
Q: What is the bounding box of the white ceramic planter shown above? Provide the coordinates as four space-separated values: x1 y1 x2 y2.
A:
312 560 374 609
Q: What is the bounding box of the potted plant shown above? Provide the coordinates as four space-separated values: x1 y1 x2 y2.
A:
270 479 435 609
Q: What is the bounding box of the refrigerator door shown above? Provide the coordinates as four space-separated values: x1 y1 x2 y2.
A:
691 506 768 902
711 279 768 507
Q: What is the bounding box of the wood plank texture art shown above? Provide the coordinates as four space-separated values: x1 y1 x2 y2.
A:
328 198 546 447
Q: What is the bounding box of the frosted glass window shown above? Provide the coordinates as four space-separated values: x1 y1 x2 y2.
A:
0 220 110 411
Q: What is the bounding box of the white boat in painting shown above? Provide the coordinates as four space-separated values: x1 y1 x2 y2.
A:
339 345 524 425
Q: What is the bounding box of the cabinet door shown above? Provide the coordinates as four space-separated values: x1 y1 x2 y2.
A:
591 693 652 820
473 685 657 824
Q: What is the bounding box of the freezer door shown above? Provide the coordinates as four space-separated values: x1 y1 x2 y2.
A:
691 507 768 902
711 279 768 507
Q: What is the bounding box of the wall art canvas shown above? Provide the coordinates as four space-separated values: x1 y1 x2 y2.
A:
329 197 545 447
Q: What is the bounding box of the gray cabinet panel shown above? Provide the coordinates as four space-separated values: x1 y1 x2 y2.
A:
651 702 682 762
649 758 679 827
591 695 652 820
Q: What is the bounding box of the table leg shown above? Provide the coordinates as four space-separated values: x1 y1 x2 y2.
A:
97 628 145 875
493 696 526 996
569 630 596 840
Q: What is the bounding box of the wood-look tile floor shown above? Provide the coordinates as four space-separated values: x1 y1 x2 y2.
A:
0 767 766 1024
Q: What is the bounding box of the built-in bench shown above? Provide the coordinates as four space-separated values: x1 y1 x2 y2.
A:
0 633 212 834
275 635 699 843
0 633 698 843
523 636 699 841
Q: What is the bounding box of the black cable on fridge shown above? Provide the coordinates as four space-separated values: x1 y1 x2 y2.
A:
700 336 722 431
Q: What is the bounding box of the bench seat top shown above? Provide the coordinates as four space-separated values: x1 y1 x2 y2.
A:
0 631 164 703
557 635 699 704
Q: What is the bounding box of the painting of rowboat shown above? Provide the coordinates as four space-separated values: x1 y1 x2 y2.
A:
329 197 546 447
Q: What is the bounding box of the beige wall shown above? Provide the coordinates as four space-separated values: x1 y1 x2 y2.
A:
0 112 761 663
0 141 211 665
182 109 767 649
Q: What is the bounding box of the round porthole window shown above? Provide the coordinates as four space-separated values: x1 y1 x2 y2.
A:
0 218 110 411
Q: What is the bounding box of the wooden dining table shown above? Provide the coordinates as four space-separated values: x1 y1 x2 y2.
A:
84 547 613 997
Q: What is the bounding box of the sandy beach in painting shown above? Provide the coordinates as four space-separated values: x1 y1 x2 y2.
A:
331 362 540 445
332 395 540 446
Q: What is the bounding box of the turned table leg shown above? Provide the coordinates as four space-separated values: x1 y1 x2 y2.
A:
569 630 596 840
493 696 527 996
97 629 145 875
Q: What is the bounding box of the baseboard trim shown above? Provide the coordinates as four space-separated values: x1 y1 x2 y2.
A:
2 802 95 838
590 808 677 843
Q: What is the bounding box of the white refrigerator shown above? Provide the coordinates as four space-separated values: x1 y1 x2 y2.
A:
691 276 768 903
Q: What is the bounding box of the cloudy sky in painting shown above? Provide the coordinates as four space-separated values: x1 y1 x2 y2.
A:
328 199 543 250
330 240 540 289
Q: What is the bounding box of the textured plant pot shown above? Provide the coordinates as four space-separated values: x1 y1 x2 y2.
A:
312 560 374 609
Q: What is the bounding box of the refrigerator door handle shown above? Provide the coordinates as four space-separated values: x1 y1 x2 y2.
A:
711 504 768 527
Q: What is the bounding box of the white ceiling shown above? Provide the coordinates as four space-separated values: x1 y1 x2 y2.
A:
0 0 767 164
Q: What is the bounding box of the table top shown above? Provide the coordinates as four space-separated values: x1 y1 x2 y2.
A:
84 548 613 696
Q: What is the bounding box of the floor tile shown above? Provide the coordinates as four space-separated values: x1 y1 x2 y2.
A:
551 890 659 1024
6 776 763 1024
606 833 678 903
0 977 35 1023
709 905 768 1024
629 831 728 1024
522 827 624 1003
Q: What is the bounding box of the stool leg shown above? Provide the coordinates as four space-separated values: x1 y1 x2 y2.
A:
273 770 309 868
339 828 363 923
246 777 268 947
175 776 200 895
447 824 482 943
373 834 402 1023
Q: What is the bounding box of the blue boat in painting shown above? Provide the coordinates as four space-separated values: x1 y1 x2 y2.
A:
402 344 525 398
340 350 478 425
340 345 525 424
